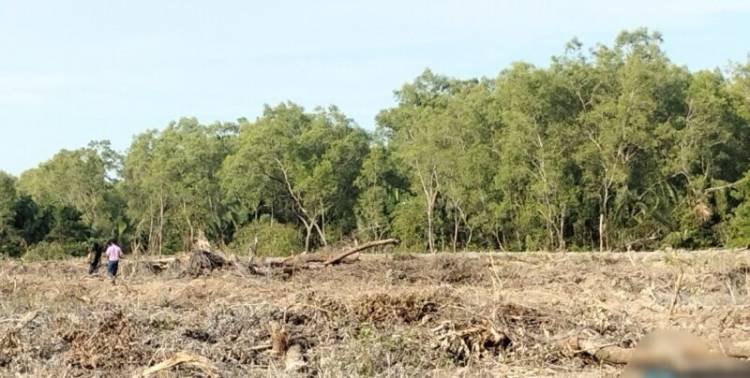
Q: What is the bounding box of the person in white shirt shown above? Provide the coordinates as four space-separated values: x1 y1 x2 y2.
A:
105 239 123 283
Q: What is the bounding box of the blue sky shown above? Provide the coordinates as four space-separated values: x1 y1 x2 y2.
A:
1 0 749 175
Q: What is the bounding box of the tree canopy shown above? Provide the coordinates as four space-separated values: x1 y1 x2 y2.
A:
2 29 749 258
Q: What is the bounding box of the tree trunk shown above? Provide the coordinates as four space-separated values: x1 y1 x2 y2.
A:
452 211 459 253
147 205 155 255
303 222 313 253
313 218 327 247
599 212 605 252
599 184 610 252
558 208 566 251
183 200 195 252
158 191 165 256
426 204 435 253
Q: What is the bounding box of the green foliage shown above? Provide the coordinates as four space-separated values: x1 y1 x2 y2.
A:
22 241 87 262
220 103 369 252
122 120 236 254
0 172 22 256
2 29 750 257
17 142 125 238
373 29 750 252
354 145 409 241
229 217 302 256
727 174 750 247
390 196 427 251
11 196 51 247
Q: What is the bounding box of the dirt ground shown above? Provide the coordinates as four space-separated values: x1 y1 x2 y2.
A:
1 249 749 377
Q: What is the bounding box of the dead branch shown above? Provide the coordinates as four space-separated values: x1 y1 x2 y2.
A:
278 238 399 268
323 238 400 266
138 351 217 377
669 271 684 316
0 310 39 347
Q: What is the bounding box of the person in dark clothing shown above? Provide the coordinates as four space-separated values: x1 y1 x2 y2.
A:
87 241 104 274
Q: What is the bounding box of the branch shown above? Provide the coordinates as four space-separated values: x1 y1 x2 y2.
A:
139 352 218 377
323 238 400 266
274 158 309 217
704 176 749 194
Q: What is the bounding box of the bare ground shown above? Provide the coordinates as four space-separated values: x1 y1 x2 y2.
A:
1 249 749 377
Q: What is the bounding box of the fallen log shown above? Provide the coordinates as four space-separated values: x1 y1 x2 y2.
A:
277 238 399 268
181 239 400 277
324 238 400 266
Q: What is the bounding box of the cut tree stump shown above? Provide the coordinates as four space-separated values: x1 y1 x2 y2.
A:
188 250 229 277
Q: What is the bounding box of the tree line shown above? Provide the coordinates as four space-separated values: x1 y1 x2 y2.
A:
1 29 749 259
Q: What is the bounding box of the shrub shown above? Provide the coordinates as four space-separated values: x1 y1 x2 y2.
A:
728 201 750 248
727 176 750 248
22 241 87 262
390 196 426 252
229 219 302 257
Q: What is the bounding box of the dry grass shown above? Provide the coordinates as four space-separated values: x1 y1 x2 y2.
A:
1 249 749 377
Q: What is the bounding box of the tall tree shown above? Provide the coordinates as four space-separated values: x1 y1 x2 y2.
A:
221 103 369 252
122 119 235 253
16 142 124 239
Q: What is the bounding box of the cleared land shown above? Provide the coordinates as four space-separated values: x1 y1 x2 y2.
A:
1 249 750 377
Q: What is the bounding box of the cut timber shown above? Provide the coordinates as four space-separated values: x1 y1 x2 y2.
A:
137 351 217 377
323 238 400 266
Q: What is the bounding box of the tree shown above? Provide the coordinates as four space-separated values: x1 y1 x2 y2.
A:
221 103 369 252
3 28 750 256
16 143 124 239
0 172 21 256
493 62 581 250
377 70 483 252
0 172 16 227
727 171 750 247
570 30 681 250
354 144 409 241
122 119 235 254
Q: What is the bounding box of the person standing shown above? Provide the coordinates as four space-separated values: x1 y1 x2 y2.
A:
87 241 104 275
105 239 123 283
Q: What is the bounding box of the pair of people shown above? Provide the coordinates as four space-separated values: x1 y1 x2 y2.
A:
88 239 123 281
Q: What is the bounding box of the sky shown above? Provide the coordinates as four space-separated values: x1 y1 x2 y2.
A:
1 0 749 175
